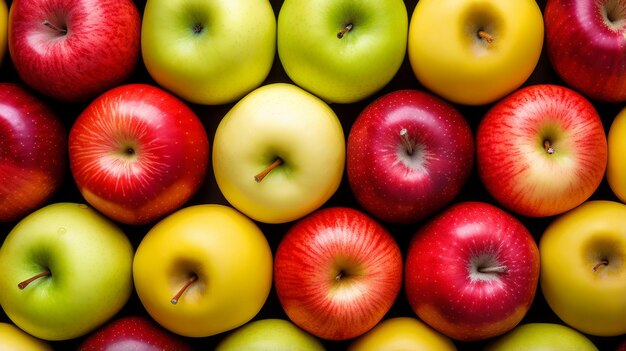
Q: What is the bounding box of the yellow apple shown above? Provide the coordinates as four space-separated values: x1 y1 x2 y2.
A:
607 106 626 202
540 200 626 336
348 317 457 351
0 0 6 64
132 204 273 337
408 0 544 105
0 323 52 351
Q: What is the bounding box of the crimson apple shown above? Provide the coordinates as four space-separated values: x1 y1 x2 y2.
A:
274 207 403 341
476 84 607 217
347 89 474 224
544 0 626 102
405 201 540 341
68 83 209 225
0 83 66 222
8 0 141 102
77 315 193 351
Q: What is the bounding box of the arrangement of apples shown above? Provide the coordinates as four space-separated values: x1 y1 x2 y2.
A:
1 0 625 350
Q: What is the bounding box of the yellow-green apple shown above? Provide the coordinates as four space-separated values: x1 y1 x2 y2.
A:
77 316 193 351
215 319 325 351
212 83 345 224
141 0 276 105
405 201 540 341
348 317 457 351
539 200 626 337
607 106 626 202
276 0 407 103
0 202 134 341
273 207 403 340
408 0 544 105
347 89 474 224
8 0 140 102
484 323 599 351
544 0 626 102
0 0 7 64
476 84 607 217
68 83 209 225
132 204 273 337
0 83 66 222
0 322 52 351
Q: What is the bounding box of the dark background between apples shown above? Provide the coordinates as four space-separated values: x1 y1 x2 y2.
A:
0 0 624 350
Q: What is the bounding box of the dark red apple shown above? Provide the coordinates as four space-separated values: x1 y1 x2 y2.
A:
405 201 540 341
274 207 403 341
0 83 66 222
8 0 141 102
347 89 474 224
68 83 210 225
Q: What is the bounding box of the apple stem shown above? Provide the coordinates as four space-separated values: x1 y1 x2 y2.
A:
337 23 353 39
477 30 494 43
544 140 555 154
42 20 67 35
170 274 198 305
400 128 414 155
592 259 609 272
254 158 283 183
477 265 507 274
18 271 51 290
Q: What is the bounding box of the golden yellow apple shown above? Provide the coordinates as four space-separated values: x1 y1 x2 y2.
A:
607 106 626 202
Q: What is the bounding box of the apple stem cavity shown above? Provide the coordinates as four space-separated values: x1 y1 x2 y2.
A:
18 271 51 290
170 274 198 305
592 259 609 272
42 20 67 35
337 23 353 39
477 30 494 43
477 265 508 274
400 128 414 155
254 158 283 182
544 140 555 154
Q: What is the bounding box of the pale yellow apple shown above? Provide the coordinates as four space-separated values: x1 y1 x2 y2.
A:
0 323 52 351
132 204 273 337
485 323 598 351
540 200 626 336
0 0 7 64
348 317 457 351
607 106 626 202
212 83 345 224
408 0 544 105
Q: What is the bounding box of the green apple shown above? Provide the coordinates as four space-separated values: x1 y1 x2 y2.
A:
212 83 345 224
277 0 407 103
141 0 276 105
215 319 325 351
484 323 598 351
0 323 52 351
408 0 544 105
0 203 134 341
132 204 273 337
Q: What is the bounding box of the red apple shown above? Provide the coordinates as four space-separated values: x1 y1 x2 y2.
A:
0 83 66 222
77 315 193 351
8 0 141 102
405 201 540 342
274 207 403 341
68 83 209 225
544 0 626 102
476 84 607 217
347 89 474 224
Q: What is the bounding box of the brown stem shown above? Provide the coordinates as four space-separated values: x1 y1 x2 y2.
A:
170 274 198 305
254 158 283 183
544 140 555 154
42 20 67 35
18 271 51 289
400 128 414 155
592 259 609 272
477 30 494 43
477 265 508 274
337 23 353 39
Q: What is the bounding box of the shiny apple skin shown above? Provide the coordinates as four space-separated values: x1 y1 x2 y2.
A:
405 201 540 342
274 207 403 341
347 89 474 224
8 0 141 102
68 83 209 225
0 83 66 222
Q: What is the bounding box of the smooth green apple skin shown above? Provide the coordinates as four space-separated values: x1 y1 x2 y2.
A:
485 323 598 351
277 0 408 103
0 323 53 351
141 0 276 105
215 319 326 351
212 83 345 224
0 203 134 341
